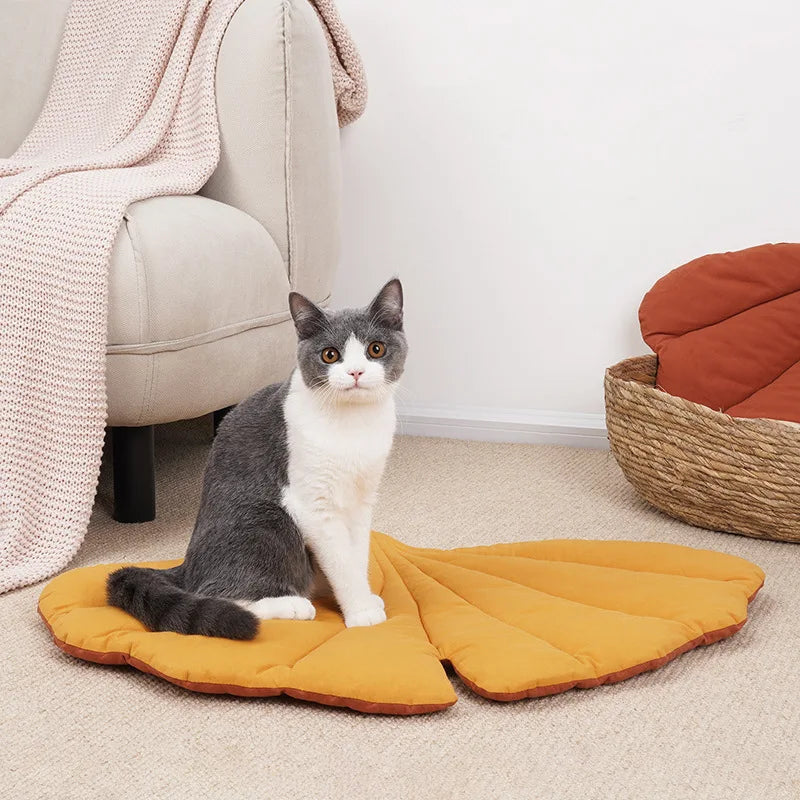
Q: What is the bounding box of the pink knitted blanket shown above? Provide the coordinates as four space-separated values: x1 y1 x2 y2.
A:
0 0 365 594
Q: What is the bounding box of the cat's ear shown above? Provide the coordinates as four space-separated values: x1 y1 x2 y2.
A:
288 292 327 339
368 278 403 330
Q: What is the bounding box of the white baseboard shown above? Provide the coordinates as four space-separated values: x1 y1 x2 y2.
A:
396 405 608 449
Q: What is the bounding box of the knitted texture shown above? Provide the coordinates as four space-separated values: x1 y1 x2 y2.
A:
0 0 364 594
0 0 250 594
310 0 367 126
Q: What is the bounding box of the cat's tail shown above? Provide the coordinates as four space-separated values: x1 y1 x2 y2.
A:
106 566 259 641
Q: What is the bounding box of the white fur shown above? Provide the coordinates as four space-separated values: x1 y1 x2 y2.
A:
238 595 316 620
281 351 396 628
326 334 387 395
326 334 391 404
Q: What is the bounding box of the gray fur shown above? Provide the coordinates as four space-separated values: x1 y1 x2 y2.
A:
107 279 406 640
106 566 258 640
290 278 407 388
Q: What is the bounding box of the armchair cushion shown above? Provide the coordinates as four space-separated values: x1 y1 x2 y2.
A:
104 195 299 427
107 195 290 352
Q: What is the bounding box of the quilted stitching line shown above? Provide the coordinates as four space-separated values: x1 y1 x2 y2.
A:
265 537 395 673
645 286 800 410
425 542 759 588
643 283 800 339
403 551 708 634
372 537 437 653
386 547 589 670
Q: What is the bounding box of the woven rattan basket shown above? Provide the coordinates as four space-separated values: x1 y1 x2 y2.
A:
605 354 800 543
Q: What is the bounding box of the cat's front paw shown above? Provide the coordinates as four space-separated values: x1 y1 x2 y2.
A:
344 595 387 628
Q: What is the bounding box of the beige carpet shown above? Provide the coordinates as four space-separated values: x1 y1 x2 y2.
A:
2 419 798 800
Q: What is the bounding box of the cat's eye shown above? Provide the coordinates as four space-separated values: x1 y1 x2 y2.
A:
368 341 386 358
321 347 340 364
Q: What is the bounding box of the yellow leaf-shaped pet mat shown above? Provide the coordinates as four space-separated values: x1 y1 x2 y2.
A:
39 532 763 715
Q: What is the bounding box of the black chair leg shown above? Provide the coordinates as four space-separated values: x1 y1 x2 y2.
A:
213 406 234 436
112 425 156 523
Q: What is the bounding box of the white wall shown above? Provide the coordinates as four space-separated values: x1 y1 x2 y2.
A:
331 0 800 444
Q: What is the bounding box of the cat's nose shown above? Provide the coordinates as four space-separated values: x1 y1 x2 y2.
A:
348 368 364 383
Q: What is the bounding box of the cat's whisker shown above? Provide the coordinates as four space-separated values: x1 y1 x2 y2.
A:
319 385 336 413
392 384 413 402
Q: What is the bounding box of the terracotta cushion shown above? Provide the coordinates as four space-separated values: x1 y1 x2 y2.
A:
39 532 763 715
640 243 800 422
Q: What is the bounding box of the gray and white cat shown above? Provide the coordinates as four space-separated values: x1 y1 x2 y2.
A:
107 279 406 639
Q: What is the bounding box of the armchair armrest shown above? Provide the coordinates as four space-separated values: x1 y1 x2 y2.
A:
200 0 341 303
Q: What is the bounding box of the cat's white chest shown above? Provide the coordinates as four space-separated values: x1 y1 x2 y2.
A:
281 373 396 523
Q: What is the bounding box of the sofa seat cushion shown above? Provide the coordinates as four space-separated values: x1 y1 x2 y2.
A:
107 195 290 353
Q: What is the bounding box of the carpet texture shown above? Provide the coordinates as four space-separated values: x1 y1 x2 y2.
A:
2 422 798 799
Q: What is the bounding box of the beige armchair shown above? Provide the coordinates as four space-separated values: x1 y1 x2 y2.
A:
0 0 341 521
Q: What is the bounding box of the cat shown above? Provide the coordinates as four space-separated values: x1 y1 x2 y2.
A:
107 278 406 640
